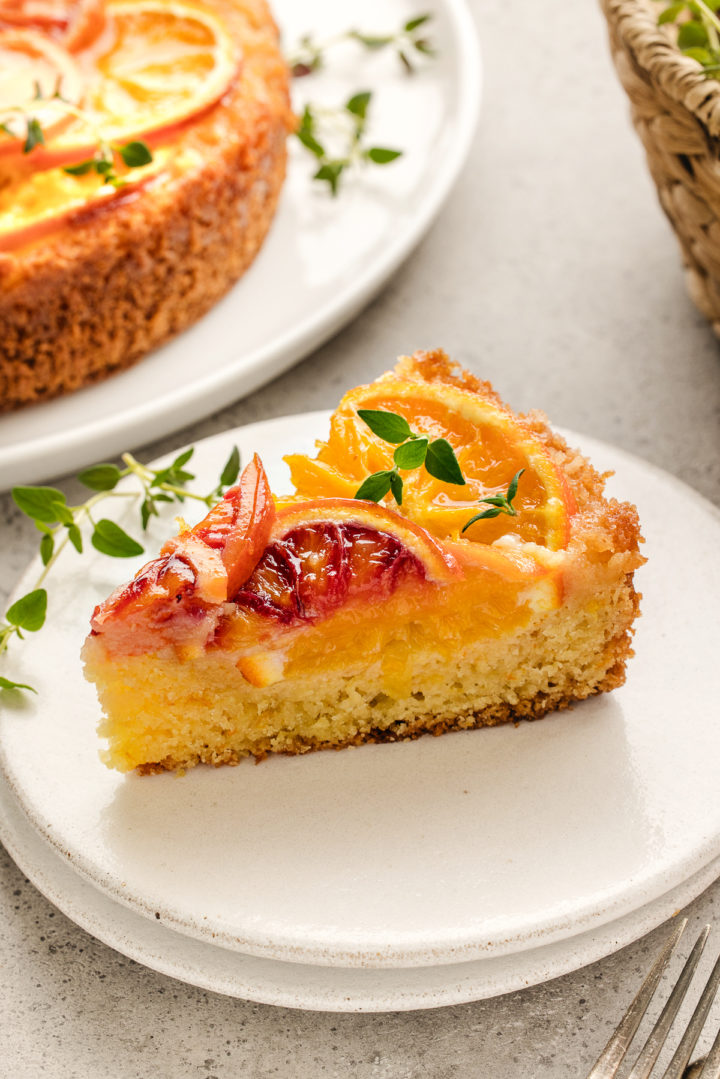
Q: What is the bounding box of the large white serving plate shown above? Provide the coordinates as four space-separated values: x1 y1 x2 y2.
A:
0 0 481 490
1 414 719 970
1 772 718 1011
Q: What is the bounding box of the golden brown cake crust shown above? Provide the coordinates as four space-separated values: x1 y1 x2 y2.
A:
0 0 293 411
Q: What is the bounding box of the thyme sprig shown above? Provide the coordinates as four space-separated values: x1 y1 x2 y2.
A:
461 469 525 532
354 408 465 506
290 13 434 195
289 14 434 78
0 82 153 187
296 92 402 196
656 0 720 75
0 445 240 694
353 409 528 533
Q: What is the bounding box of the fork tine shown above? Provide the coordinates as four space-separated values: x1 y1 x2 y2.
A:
662 948 720 1079
626 926 711 1079
586 918 688 1079
701 1035 720 1079
696 1009 720 1079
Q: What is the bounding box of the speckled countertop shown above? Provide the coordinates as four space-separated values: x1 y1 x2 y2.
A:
2 0 720 1075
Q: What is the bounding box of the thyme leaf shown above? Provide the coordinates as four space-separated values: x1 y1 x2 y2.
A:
354 409 464 506
288 15 435 194
461 469 525 533
288 13 435 77
296 94 403 196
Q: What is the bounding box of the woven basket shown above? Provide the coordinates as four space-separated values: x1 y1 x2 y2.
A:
602 0 720 332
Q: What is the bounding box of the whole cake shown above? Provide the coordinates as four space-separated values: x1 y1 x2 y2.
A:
0 0 292 410
83 350 646 774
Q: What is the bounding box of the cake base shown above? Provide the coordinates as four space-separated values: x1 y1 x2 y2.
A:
84 571 640 774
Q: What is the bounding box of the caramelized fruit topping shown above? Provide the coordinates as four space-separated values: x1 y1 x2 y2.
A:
286 362 577 550
234 522 425 624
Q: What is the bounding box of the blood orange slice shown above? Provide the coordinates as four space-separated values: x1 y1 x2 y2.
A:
234 499 459 625
286 376 576 551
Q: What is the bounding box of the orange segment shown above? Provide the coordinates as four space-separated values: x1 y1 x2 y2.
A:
286 376 575 551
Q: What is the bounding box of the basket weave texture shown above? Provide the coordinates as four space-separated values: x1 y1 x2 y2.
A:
602 0 720 331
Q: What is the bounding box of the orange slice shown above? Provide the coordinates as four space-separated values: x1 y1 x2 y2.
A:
0 151 163 252
0 28 82 149
286 376 576 550
94 0 239 130
232 498 459 627
271 498 460 580
2 0 240 170
0 0 106 51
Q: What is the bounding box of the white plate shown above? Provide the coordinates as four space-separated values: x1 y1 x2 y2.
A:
1 414 719 971
2 772 718 1012
0 0 481 490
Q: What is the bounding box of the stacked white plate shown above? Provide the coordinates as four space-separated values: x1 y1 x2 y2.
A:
2 414 720 1012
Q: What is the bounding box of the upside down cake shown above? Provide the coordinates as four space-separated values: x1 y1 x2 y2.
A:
82 349 645 774
0 0 293 410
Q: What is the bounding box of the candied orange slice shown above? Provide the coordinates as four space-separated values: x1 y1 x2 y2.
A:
286 376 576 550
0 0 106 51
95 0 238 128
0 28 82 149
2 0 239 170
0 153 163 252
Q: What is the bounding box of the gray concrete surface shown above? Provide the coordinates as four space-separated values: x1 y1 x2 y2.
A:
2 0 720 1075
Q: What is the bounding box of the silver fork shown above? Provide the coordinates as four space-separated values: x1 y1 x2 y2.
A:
586 918 720 1079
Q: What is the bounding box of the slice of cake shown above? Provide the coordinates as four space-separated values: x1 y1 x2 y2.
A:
82 350 645 773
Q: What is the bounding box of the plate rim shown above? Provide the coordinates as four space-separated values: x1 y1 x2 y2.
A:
1 774 718 1012
0 0 482 490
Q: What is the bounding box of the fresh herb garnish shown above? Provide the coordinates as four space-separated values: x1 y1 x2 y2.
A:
0 87 153 187
64 139 154 188
296 93 402 196
0 445 241 694
656 0 720 74
23 117 45 154
461 469 525 532
289 13 434 78
290 14 434 195
354 408 465 506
